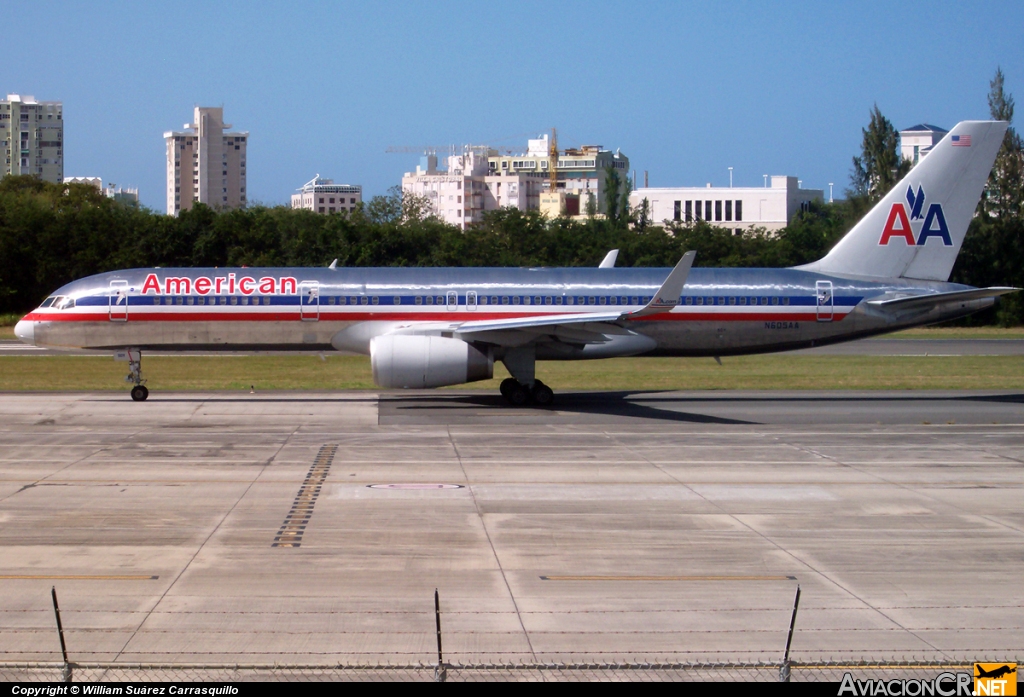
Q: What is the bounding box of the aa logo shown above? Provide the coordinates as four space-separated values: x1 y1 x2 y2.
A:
879 185 953 246
975 663 1017 696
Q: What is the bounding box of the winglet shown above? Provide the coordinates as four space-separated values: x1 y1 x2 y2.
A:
599 249 619 268
328 259 338 270
629 251 696 317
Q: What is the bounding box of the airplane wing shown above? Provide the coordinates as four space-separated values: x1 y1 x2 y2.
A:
453 252 696 344
867 286 1018 311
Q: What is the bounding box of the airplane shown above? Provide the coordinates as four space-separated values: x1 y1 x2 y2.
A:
13 120 1017 405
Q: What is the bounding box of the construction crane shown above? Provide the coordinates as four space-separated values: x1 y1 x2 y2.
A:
548 127 558 191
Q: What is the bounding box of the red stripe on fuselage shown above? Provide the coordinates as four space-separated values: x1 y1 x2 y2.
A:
22 309 849 323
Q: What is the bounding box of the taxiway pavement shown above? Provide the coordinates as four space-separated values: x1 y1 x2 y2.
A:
0 391 1021 664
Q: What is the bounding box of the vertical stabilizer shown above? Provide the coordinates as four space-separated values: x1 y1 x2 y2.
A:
799 121 1007 280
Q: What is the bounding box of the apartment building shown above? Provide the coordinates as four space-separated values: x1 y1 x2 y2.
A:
164 107 247 215
630 176 823 233
64 176 139 206
290 175 362 213
1 94 63 183
401 135 630 229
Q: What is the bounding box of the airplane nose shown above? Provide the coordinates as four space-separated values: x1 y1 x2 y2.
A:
14 319 35 345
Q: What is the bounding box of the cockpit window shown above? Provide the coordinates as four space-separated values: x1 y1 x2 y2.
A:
40 296 57 308
55 297 76 310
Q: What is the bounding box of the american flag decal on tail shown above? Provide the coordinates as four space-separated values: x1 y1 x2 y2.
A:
951 134 972 147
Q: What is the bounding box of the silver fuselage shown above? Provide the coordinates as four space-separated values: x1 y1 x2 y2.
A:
16 266 992 358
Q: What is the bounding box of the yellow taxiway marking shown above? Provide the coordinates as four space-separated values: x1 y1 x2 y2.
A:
540 575 796 581
0 574 158 580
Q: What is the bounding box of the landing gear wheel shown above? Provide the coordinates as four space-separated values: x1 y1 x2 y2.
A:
507 382 531 407
500 377 518 399
531 380 554 407
130 385 149 402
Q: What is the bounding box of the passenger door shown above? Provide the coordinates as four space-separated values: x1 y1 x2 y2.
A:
300 281 319 321
109 280 128 322
816 280 833 322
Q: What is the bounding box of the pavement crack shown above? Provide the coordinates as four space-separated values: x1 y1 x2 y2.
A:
446 425 536 660
111 422 300 660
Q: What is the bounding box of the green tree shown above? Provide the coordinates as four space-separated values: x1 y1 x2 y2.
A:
848 105 911 202
983 67 1024 219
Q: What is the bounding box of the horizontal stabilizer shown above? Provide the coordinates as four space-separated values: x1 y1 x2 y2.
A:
867 287 1018 311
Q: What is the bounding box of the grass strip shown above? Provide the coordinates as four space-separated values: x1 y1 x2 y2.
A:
0 354 1022 392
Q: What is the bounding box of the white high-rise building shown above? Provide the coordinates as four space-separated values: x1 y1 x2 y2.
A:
1 94 63 183
164 107 248 215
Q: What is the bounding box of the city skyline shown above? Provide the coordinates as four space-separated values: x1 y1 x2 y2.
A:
3 1 1023 212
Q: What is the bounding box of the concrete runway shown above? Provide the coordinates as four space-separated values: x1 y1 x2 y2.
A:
0 391 1021 665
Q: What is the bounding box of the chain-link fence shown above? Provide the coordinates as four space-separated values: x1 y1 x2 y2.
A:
0 658 1014 682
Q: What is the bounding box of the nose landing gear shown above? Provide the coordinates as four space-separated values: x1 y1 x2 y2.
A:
123 349 148 401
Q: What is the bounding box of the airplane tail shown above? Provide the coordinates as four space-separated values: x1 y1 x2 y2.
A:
799 120 1007 281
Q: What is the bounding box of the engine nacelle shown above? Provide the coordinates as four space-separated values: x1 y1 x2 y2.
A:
370 335 493 388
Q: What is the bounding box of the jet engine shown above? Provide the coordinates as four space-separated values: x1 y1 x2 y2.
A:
370 335 493 388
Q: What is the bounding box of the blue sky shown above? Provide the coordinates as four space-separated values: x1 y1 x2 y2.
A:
5 1 1023 211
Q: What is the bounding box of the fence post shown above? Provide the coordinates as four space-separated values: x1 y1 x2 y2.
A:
433 588 446 683
780 584 801 682
51 586 72 683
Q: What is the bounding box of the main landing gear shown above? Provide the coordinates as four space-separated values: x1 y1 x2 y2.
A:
499 378 554 407
124 349 149 401
498 345 553 407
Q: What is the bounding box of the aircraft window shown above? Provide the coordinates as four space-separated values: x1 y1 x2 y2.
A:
372 296 379 305
174 297 182 305
771 297 778 305
415 296 422 305
599 297 606 305
694 297 702 305
425 295 433 305
738 297 746 305
501 296 509 305
490 296 498 305
327 296 335 305
263 297 271 305
728 297 736 305
685 297 693 305
631 297 638 305
56 297 76 310
566 296 574 305
360 296 368 305
478 296 487 305
783 297 790 305
230 297 238 305
588 297 596 305
40 296 56 308
512 296 520 305
555 296 562 305
220 297 227 305
187 297 195 305
393 296 401 305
